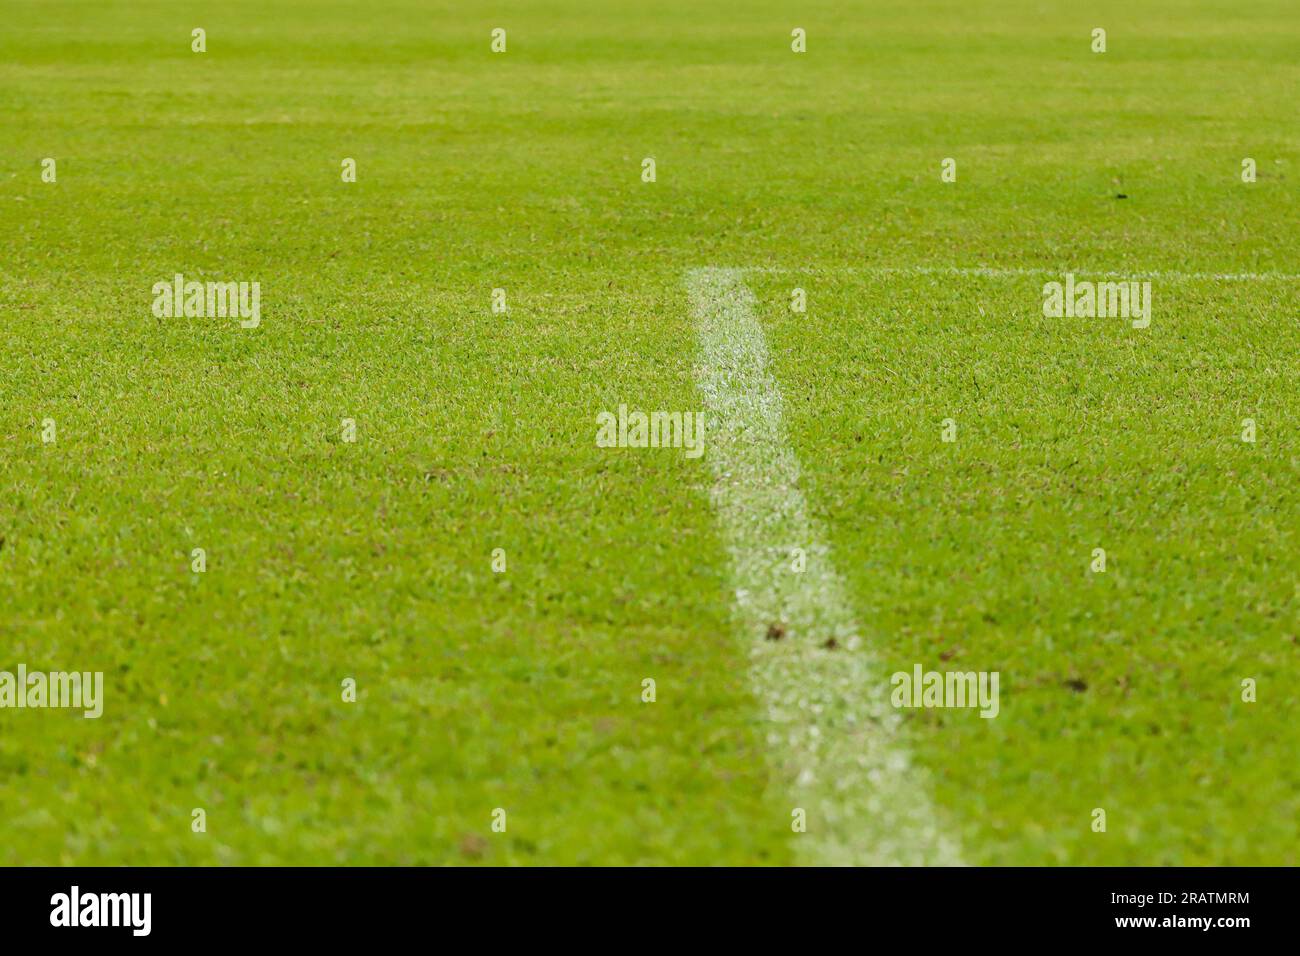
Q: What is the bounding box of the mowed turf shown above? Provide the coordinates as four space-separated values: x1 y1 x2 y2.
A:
754 270 1299 864
0 0 1296 864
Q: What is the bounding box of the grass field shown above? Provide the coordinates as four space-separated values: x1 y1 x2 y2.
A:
0 0 1296 865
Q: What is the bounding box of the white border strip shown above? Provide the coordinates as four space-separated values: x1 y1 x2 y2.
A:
689 267 962 866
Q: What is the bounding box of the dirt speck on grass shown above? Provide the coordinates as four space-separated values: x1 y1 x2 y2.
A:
593 717 618 735
459 834 489 859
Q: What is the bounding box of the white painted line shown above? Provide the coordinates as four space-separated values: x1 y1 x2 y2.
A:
744 265 1300 282
689 267 963 866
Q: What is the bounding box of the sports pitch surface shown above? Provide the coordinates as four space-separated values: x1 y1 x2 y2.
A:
0 1 1297 865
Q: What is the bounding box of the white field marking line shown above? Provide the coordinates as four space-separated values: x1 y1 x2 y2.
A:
688 267 963 866
743 265 1300 282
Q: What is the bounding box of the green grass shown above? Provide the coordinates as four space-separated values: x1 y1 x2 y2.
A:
754 270 1299 864
0 0 1296 864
